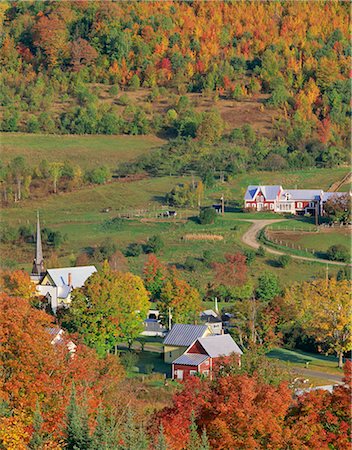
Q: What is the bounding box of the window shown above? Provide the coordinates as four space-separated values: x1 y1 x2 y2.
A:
190 370 197 376
270 203 274 210
202 370 210 377
169 352 172 358
297 202 303 209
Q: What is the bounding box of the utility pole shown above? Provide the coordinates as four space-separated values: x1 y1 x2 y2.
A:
315 202 319 227
221 194 224 216
326 264 329 286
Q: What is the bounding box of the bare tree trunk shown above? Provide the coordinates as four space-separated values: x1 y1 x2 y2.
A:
338 351 343 369
53 178 57 194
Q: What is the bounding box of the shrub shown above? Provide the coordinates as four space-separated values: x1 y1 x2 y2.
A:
121 352 139 371
109 85 119 95
256 246 266 257
327 244 349 262
118 94 131 106
143 235 164 254
244 249 256 266
277 254 291 268
184 256 202 272
0 224 18 243
85 166 110 184
199 207 217 225
125 242 143 257
202 250 213 267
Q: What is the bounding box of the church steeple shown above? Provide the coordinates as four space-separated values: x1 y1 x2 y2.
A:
31 211 45 278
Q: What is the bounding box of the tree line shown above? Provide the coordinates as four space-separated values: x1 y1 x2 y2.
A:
0 155 111 203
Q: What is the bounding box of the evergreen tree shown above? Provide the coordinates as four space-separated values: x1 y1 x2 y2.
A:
28 401 44 450
200 428 210 450
119 408 148 450
91 405 118 450
65 384 91 450
155 424 168 450
187 412 202 450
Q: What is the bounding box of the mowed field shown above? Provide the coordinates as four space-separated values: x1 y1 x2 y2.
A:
1 133 165 169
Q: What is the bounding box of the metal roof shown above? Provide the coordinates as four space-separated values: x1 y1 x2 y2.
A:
173 353 209 366
244 185 282 201
197 334 243 357
46 266 97 288
280 189 322 201
163 324 209 347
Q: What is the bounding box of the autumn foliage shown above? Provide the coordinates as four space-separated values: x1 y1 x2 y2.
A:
153 363 351 450
0 293 124 444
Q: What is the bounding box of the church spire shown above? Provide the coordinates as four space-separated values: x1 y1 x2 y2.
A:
31 211 45 277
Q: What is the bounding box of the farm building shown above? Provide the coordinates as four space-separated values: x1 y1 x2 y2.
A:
163 324 212 363
200 309 223 335
172 334 242 381
37 266 97 313
244 185 325 215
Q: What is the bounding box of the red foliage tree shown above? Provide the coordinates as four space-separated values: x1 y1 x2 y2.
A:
0 293 124 438
213 253 247 287
70 38 98 72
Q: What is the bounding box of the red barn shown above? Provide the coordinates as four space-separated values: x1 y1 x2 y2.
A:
172 334 242 381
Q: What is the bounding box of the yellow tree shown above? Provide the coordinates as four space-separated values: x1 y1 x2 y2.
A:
283 279 351 368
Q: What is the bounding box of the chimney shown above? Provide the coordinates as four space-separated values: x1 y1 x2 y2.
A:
68 272 72 286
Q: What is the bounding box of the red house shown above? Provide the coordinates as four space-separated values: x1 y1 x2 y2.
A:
172 334 242 381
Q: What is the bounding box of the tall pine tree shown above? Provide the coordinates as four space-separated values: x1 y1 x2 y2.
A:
119 408 148 450
65 384 91 450
28 400 44 450
155 424 168 450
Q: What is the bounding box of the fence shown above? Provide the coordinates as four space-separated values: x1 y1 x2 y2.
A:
262 229 318 257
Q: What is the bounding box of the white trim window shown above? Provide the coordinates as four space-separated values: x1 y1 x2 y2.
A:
190 370 197 376
270 203 274 210
297 202 303 209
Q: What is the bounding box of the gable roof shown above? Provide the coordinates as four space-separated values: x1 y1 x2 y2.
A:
281 189 322 201
197 334 243 357
244 185 282 201
163 324 209 347
173 353 209 366
46 266 97 288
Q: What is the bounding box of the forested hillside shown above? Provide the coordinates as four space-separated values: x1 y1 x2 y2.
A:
0 1 350 165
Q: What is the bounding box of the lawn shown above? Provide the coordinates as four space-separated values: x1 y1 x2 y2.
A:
206 167 349 205
267 348 343 376
1 132 165 169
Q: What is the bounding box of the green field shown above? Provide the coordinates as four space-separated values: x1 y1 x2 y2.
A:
1 133 347 285
1 133 165 169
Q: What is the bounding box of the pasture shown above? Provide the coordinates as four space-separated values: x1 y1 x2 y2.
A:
0 133 347 286
1 133 165 169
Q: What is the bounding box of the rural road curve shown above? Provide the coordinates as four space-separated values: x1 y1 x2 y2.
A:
241 219 351 266
293 367 343 384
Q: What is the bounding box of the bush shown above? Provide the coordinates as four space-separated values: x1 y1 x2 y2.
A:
125 242 143 257
85 166 110 184
118 94 131 106
256 246 266 257
109 85 119 95
327 244 349 262
143 235 164 254
244 249 256 266
199 207 217 225
202 250 213 267
0 224 18 243
277 254 291 268
184 256 202 272
121 352 139 371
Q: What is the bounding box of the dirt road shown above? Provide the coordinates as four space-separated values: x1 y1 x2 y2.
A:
241 219 351 266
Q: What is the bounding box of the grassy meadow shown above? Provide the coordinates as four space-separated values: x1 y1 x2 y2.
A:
1 133 348 286
1 133 165 169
